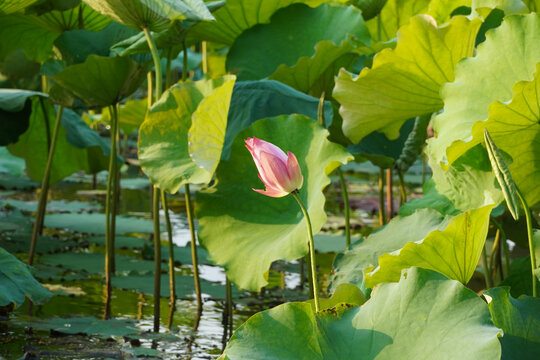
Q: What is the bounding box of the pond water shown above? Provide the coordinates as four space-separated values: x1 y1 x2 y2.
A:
0 165 384 359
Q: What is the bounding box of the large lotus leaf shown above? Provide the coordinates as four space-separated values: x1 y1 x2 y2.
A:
427 14 540 170
0 14 59 62
51 54 147 108
365 205 494 287
448 64 540 206
0 0 40 14
222 80 333 160
7 98 92 184
138 76 234 193
329 208 448 292
485 287 540 359
188 0 348 45
472 0 529 18
0 49 40 78
334 15 481 143
0 90 47 146
100 98 147 135
226 4 368 82
196 115 352 291
398 178 459 216
0 247 52 307
32 2 111 33
83 0 214 32
221 267 502 360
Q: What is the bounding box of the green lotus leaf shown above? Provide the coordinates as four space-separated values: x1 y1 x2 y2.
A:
33 2 111 33
485 287 540 359
0 0 40 14
427 14 540 173
398 178 459 216
365 204 494 288
100 98 147 135
222 267 502 360
222 79 333 160
226 4 368 82
83 0 214 32
334 15 481 143
0 247 52 307
350 0 386 20
329 208 447 292
0 147 25 176
51 54 147 108
196 115 352 291
43 213 158 234
0 14 59 62
138 76 234 193
0 89 47 146
188 0 348 45
306 283 366 312
472 0 529 18
0 49 40 78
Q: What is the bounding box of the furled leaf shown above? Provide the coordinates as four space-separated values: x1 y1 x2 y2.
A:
329 208 447 292
226 4 368 82
485 287 540 359
51 55 147 108
365 204 494 287
138 76 235 193
196 115 352 291
222 267 502 360
83 0 214 32
188 0 348 45
0 247 52 307
427 14 540 173
334 15 481 143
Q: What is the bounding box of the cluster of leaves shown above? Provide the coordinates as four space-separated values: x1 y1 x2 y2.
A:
1 0 540 359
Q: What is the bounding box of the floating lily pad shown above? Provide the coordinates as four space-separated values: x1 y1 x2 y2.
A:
43 213 157 235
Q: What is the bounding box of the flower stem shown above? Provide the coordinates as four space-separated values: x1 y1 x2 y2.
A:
291 191 319 312
161 191 176 304
378 168 386 226
185 184 203 311
337 168 350 248
481 244 493 289
516 188 537 297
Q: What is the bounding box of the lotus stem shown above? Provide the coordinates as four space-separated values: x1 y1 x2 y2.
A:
161 191 176 304
516 189 537 297
337 168 351 247
291 190 320 312
491 218 510 277
397 169 407 205
481 245 493 289
378 168 386 226
386 168 393 221
109 104 119 274
28 106 63 266
202 41 208 75
182 41 188 81
185 183 203 312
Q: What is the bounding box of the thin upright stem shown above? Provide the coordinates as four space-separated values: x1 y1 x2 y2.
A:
378 168 386 226
517 189 537 297
201 41 208 75
337 168 351 247
481 245 493 289
185 184 203 311
109 104 119 274
291 191 319 313
386 168 393 221
491 218 510 276
182 41 188 82
161 191 176 304
152 185 161 331
28 106 63 266
143 27 162 100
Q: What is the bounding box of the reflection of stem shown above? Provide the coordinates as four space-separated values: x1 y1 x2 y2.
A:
378 168 385 226
491 218 510 276
337 168 350 247
517 189 537 297
481 245 493 289
28 106 63 266
291 191 320 313
167 300 175 329
103 284 111 320
185 184 203 312
226 277 233 334
386 168 393 221
162 192 176 305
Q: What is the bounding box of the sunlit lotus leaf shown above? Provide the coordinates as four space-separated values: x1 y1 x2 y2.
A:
0 247 52 307
83 0 214 32
0 0 40 14
227 4 368 83
51 55 147 108
188 0 348 45
138 76 234 193
485 287 540 359
221 267 501 360
427 14 540 173
398 179 459 217
329 208 447 292
196 115 352 291
365 204 494 288
334 15 481 143
100 98 147 135
472 0 529 18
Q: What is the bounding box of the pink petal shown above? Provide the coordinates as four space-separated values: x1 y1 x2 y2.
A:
253 187 289 198
286 151 303 190
258 150 291 193
246 137 287 163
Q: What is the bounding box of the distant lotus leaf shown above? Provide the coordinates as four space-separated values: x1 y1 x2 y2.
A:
398 178 459 217
221 267 502 360
83 0 214 32
427 14 540 172
188 0 348 45
0 247 52 307
485 287 540 359
196 115 352 291
51 54 147 108
365 204 494 288
227 4 369 82
0 0 40 14
329 208 447 292
138 76 234 193
100 98 147 135
334 15 481 143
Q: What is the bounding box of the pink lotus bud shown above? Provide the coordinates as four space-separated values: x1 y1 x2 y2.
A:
244 137 304 198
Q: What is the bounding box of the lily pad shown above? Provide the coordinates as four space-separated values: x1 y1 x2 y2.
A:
18 316 139 338
196 114 352 291
0 199 101 213
43 213 157 234
221 267 502 360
